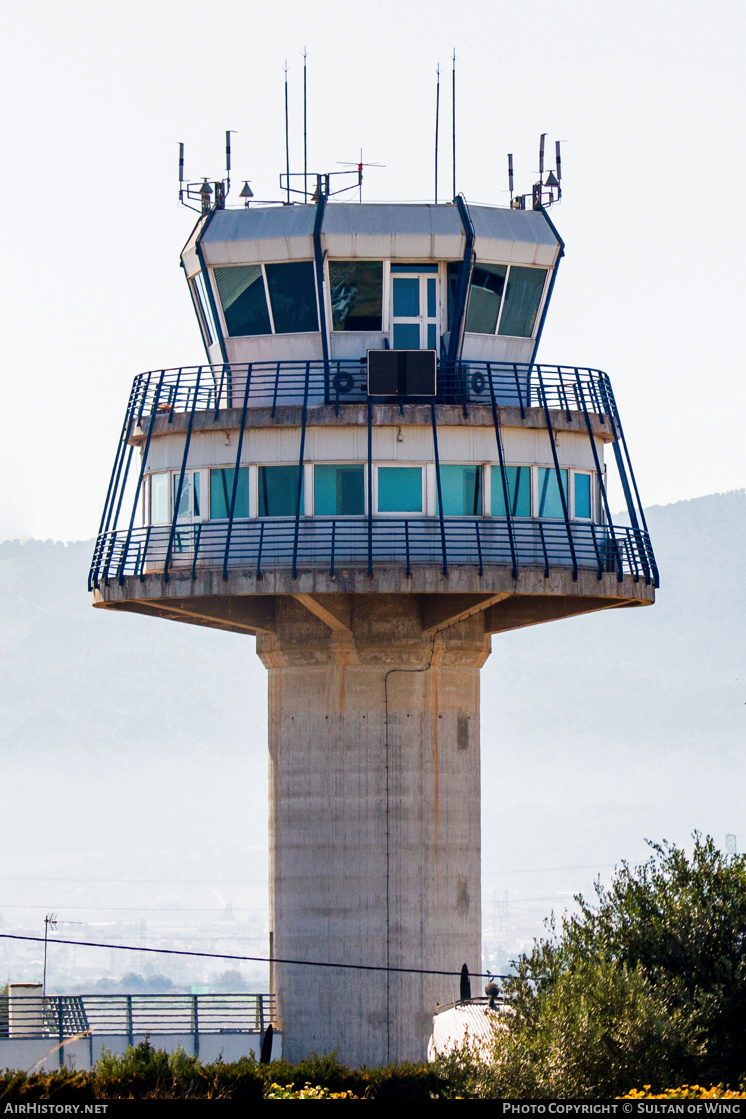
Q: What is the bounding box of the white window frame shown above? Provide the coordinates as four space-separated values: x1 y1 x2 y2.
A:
489 463 534 518
211 261 322 339
310 463 368 516
374 463 426 516
571 470 594 521
436 462 487 516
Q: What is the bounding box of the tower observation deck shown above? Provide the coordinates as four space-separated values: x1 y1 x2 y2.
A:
91 179 657 1066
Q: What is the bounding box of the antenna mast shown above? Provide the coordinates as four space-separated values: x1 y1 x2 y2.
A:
434 63 440 204
451 49 456 199
284 61 290 204
303 48 308 203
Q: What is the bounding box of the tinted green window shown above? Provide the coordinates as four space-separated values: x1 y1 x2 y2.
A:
329 261 383 331
437 465 482 515
393 323 420 348
210 468 249 519
265 262 318 333
538 467 568 518
377 467 422 513
491 466 531 517
574 473 592 519
258 465 303 517
393 277 420 317
174 473 193 520
498 267 547 337
465 264 507 334
150 473 169 524
314 465 365 515
215 265 271 336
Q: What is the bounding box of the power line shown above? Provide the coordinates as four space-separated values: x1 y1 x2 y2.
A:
0 933 508 982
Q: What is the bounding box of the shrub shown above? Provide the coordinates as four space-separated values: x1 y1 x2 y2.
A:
437 836 746 1099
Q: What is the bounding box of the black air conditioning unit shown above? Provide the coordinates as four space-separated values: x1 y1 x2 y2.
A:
367 350 437 397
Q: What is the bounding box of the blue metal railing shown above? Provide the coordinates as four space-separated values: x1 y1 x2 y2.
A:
115 360 620 427
90 358 659 593
90 517 656 587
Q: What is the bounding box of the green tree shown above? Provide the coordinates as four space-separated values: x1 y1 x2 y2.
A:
440 836 746 1098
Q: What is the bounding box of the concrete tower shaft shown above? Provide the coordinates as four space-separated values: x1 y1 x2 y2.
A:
262 596 487 1064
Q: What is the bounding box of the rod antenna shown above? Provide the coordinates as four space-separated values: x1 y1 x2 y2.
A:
178 142 185 203
303 48 308 203
225 130 234 195
434 63 440 204
284 60 290 204
555 140 562 183
508 153 513 202
451 49 456 199
539 133 546 178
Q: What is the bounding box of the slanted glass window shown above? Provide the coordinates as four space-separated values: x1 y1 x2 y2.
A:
538 467 568 518
150 473 169 524
574 473 592 519
491 466 531 517
210 468 249 519
437 465 482 515
498 267 547 337
193 272 219 346
465 265 507 334
173 472 200 520
314 465 365 515
377 467 422 513
265 262 318 333
258 465 303 517
329 262 383 331
215 265 271 337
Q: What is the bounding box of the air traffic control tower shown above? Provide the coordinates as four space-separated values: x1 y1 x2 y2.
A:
90 153 657 1065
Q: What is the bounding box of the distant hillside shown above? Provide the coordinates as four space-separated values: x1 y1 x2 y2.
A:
1 491 744 906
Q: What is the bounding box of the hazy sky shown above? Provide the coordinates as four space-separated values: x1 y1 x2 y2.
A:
2 0 744 541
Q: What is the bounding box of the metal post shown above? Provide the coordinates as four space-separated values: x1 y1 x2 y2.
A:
430 399 448 577
292 363 310 578
223 364 253 580
164 368 201 583
488 364 518 580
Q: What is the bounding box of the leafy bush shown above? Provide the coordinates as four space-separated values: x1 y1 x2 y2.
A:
0 1044 446 1100
437 835 746 1099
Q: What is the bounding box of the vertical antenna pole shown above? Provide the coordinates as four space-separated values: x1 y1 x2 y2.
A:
555 140 562 199
434 63 440 204
539 133 546 178
303 48 308 203
178 142 184 203
284 60 290 204
451 49 456 199
508 153 513 204
225 130 231 195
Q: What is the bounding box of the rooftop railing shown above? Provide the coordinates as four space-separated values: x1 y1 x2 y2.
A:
121 360 620 429
0 992 276 1040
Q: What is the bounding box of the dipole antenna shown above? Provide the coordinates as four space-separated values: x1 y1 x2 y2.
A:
303 48 308 203
284 60 290 204
434 63 440 204
451 48 456 199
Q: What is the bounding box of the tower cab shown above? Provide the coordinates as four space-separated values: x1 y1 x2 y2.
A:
182 202 561 368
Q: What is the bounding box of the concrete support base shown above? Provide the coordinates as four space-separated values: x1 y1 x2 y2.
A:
257 596 490 1066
